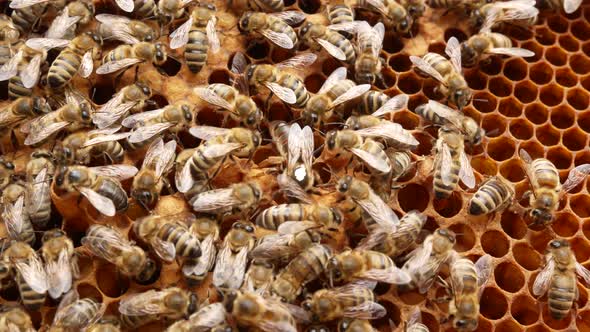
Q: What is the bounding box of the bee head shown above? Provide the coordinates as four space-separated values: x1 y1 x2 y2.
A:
337 175 353 193
530 208 553 223
452 88 472 111
549 239 569 249
133 189 154 208
154 43 167 64
454 318 478 331
187 293 199 316
238 12 254 32
460 43 477 67
302 110 320 127
181 104 193 122
41 228 66 243
396 15 412 33
325 130 338 150
344 116 360 130
55 166 68 186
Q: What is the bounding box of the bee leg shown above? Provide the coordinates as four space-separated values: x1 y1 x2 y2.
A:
163 178 175 195
264 92 274 112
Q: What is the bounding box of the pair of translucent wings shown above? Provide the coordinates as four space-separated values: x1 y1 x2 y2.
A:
119 288 187 316
190 182 252 213
96 14 151 44
52 290 105 328
253 11 306 49
9 0 133 11
212 239 250 289
410 37 463 86
249 221 321 262
182 230 218 277
13 249 72 299
356 21 385 57
419 100 479 135
169 14 220 52
436 131 476 189
167 303 227 332
316 67 373 110
92 87 144 129
349 178 400 232
81 224 137 260
479 0 539 31
122 106 179 144
449 254 493 297
402 235 454 293
317 283 387 320
27 37 94 78
533 254 590 296
357 210 426 251
142 138 177 179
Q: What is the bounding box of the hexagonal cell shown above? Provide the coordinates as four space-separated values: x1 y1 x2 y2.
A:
246 40 270 59
500 159 526 182
571 20 590 41
481 113 507 138
550 105 575 130
488 77 513 97
566 88 590 110
383 32 404 54
577 310 590 331
570 194 590 218
585 41 590 57
464 69 488 90
497 97 522 118
513 242 542 271
535 124 560 146
472 92 497 113
503 58 528 81
480 57 503 76
481 230 509 258
509 118 534 140
90 81 116 105
539 84 564 107
496 319 521 332
529 62 553 85
545 46 568 66
572 237 590 263
511 294 540 325
393 110 420 130
398 289 426 305
577 111 590 133
583 220 590 241
397 73 422 94
563 128 588 153
96 262 130 298
321 57 340 76
551 212 579 237
555 68 578 87
519 140 545 160
559 35 580 52
535 27 557 45
487 136 516 162
514 81 538 103
397 183 429 212
412 132 434 156
522 41 544 63
570 54 590 74
495 261 525 293
373 300 401 329
267 102 292 122
433 192 463 218
526 324 551 332
479 287 508 320
304 74 324 93
546 146 573 170
388 54 412 72
421 312 440 332
77 283 103 302
530 231 554 254
547 15 569 33
471 155 498 176
448 223 475 252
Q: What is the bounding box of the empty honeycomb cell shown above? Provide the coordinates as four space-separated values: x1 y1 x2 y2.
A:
267 102 292 122
383 32 404 54
448 223 475 252
487 136 516 161
539 84 564 106
246 40 270 59
473 92 497 113
509 118 534 140
397 73 422 94
571 20 590 41
576 152 590 167
421 79 441 100
570 54 590 74
207 69 231 85
496 319 521 332
530 62 554 85
374 300 401 329
464 69 488 90
511 294 540 325
551 104 576 129
379 70 397 89
196 107 224 127
547 15 570 33
578 310 590 332
579 283 589 308
420 312 440 332
480 57 504 76
535 124 560 146
583 220 590 241
570 194 590 218
495 262 525 293
559 35 581 52
427 42 446 54
321 57 340 76
471 155 498 176
546 147 573 169
397 183 429 212
566 88 590 110
433 192 463 218
504 58 528 82
498 97 523 118
77 283 103 302
552 212 580 238
96 263 130 298
514 81 539 103
393 110 420 130
297 0 320 13
76 254 94 280
535 27 557 46
500 159 526 182
572 237 590 262
408 94 428 112
522 41 544 63
271 47 293 64
513 243 542 271
545 46 568 66
304 74 324 93
479 287 508 320
481 230 510 258
585 41 590 58
555 67 578 87
541 303 573 330
577 111 590 133
412 132 434 156
530 231 554 255
481 113 507 137
90 81 116 105
526 324 551 332
444 28 468 42
388 54 412 72
398 289 426 305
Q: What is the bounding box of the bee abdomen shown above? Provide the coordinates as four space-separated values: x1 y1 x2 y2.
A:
325 32 355 64
16 273 46 310
120 313 157 329
469 179 511 215
358 91 389 114
158 223 201 259
433 163 460 199
185 29 208 73
48 52 81 88
269 19 297 46
256 204 305 230
328 5 354 25
278 76 309 108
133 0 157 17
8 75 33 100
96 178 129 212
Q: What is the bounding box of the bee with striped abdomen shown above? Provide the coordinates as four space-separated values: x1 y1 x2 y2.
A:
299 22 357 64
41 229 79 299
327 249 411 286
0 44 48 100
1 183 35 246
238 11 305 49
355 0 413 34
96 14 156 44
183 214 219 285
468 176 514 216
92 81 153 129
0 97 51 138
212 221 256 289
44 1 95 40
469 0 538 30
96 41 167 77
194 82 262 128
56 128 130 165
122 102 193 147
48 289 105 331
166 302 227 332
243 258 274 295
0 306 35 332
354 21 385 85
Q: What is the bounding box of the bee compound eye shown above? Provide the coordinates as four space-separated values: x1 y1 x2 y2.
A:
245 225 254 233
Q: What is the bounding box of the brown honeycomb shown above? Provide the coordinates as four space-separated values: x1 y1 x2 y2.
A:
2 0 590 331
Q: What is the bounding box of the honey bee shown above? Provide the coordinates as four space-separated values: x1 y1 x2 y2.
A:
405 308 429 332
357 0 413 33
0 97 51 136
271 243 332 302
0 15 20 69
445 254 492 331
130 138 177 209
23 89 93 146
0 306 35 332
48 289 105 331
302 67 371 126
194 83 262 128
57 128 130 165
519 149 590 227
327 249 411 286
538 0 582 13
9 0 49 34
413 100 484 146
399 0 426 18
221 289 299 332
81 225 157 280
96 14 156 44
41 229 79 299
533 239 590 320
355 90 391 115
401 228 456 293
96 41 167 76
92 81 153 129
299 22 356 64
410 37 472 110
354 21 385 85
213 221 256 289
238 11 305 49
327 4 355 27
345 93 408 129
469 0 538 30
44 2 95 40
122 102 193 145
133 211 202 263
166 302 227 332
182 214 219 284
54 165 138 216
169 3 220 73
1 183 35 245
0 43 50 99
468 176 514 216
432 126 476 199
302 282 385 322
256 200 342 232
157 0 194 25
119 287 198 329
243 258 274 295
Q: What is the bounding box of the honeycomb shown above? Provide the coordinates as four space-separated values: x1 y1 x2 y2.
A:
2 0 590 331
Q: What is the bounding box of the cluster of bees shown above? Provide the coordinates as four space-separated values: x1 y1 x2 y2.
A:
0 0 588 330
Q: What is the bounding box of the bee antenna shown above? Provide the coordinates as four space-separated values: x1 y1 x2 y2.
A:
323 122 344 126
311 127 325 136
473 98 488 102
312 143 324 156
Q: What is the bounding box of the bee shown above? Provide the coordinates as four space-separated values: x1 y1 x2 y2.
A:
194 83 262 128
400 0 426 18
469 0 538 30
169 3 220 74
133 211 202 263
130 138 177 209
182 214 220 284
410 37 472 110
354 21 385 85
54 165 138 216
0 306 35 332
221 289 299 332
327 249 411 286
413 99 484 146
30 32 102 89
238 11 305 49
1 183 35 245
92 81 153 129
41 229 79 299
519 149 590 227
327 4 355 29
356 0 413 33
96 14 156 44
212 221 256 289
9 0 49 34
243 258 274 295
133 0 158 18
0 15 20 70
0 97 51 140
256 199 342 231
538 0 582 13
48 289 105 331
405 308 429 332
122 102 193 146
355 90 391 115
302 283 385 322
302 67 371 127
445 254 492 331
0 44 49 100
119 287 198 329
271 243 332 302
44 2 95 40
299 22 356 64
432 126 476 199
468 176 514 216
95 41 167 77
402 228 456 293
57 128 130 165
1 241 48 310
533 239 590 320
23 89 93 146
166 302 227 332
0 157 15 191
81 225 157 280
345 93 409 129
157 0 194 25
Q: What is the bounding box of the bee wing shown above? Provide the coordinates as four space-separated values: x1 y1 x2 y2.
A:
96 58 143 75
258 320 297 332
183 233 216 276
0 50 22 81
95 15 140 44
93 93 131 128
424 100 464 127
119 290 169 316
46 249 73 299
261 29 294 49
91 165 138 180
301 126 314 170
121 107 165 128
408 308 422 326
564 0 583 13
15 254 48 294
277 221 319 234
25 121 70 145
277 53 317 69
332 84 371 107
95 13 131 24
576 262 590 285
226 246 249 288
9 0 50 9
82 225 132 256
177 143 241 193
562 164 590 194
277 172 312 203
20 54 42 88
270 10 306 25
363 0 388 14
26 167 50 218
53 290 79 323
25 38 70 51
264 82 297 104
355 188 399 231
79 52 94 78
328 21 363 34
350 148 391 174
231 52 248 74
371 22 385 54
3 195 26 239
191 187 240 212
187 303 227 328
489 47 535 57
250 234 296 261
151 237 176 262
356 229 390 250
371 94 409 118
343 301 386 320
194 86 234 110
319 67 347 94
82 132 130 147
78 187 116 216
46 7 81 39
212 242 233 287
169 16 194 49
207 16 220 54
475 254 493 286
459 150 476 188
410 55 445 83
156 140 177 177
115 0 134 12
189 125 231 141
359 265 412 285
439 142 454 186
128 122 175 143
403 237 433 275
532 257 554 296
355 122 419 147
287 123 303 170
445 37 462 72
316 38 347 61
